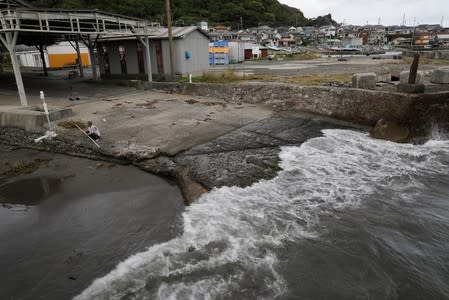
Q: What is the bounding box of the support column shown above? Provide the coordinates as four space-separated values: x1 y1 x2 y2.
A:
37 43 48 76
75 40 84 78
145 36 152 82
0 31 27 106
87 35 98 80
165 0 174 78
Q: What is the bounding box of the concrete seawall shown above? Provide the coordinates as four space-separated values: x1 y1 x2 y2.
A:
2 81 448 204
146 82 449 140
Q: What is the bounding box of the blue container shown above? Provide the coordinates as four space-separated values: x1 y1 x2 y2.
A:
213 53 226 59
212 55 229 65
213 40 229 47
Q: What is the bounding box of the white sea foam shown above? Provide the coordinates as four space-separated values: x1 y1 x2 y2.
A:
75 129 449 300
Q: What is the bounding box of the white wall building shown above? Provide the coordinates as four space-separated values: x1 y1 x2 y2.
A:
319 25 336 37
16 41 90 68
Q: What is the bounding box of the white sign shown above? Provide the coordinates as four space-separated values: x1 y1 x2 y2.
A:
252 47 260 55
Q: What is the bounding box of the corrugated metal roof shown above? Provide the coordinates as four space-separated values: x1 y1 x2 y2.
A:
152 26 208 38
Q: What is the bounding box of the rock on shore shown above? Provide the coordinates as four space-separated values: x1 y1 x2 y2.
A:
369 119 410 143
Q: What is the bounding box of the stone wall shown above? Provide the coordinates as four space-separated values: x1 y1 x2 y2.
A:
147 81 449 138
403 50 449 60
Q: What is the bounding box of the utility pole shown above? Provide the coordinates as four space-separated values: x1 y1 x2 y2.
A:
411 17 416 49
165 0 174 78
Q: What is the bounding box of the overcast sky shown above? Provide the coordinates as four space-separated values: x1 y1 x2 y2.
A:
279 0 449 26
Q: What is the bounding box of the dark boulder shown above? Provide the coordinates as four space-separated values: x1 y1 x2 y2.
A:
370 119 409 143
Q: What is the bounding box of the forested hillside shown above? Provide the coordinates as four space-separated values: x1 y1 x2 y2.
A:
25 0 311 28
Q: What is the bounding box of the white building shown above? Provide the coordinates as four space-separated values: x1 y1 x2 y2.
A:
319 25 336 37
16 41 90 68
97 26 209 79
197 21 208 32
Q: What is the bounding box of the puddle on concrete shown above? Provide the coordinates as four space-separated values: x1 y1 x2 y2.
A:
0 177 63 205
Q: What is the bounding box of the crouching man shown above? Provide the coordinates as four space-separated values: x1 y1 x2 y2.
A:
85 121 101 141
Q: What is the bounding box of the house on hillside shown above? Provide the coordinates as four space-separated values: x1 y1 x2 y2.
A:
361 25 386 45
436 32 449 47
196 21 208 32
302 26 318 42
319 25 336 38
386 26 414 36
97 26 209 79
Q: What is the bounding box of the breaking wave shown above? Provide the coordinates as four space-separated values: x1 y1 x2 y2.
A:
75 129 449 300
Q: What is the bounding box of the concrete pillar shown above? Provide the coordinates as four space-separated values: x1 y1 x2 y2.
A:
352 72 377 89
145 36 152 82
87 35 98 80
75 40 84 78
400 71 424 84
0 31 27 106
430 67 449 84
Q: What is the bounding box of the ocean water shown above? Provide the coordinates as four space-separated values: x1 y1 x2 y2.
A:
76 129 449 300
0 152 184 300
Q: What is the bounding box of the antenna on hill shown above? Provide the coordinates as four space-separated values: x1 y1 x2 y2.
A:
378 17 380 25
402 13 406 26
441 16 444 27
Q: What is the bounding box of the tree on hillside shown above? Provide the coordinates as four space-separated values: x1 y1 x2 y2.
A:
25 0 310 27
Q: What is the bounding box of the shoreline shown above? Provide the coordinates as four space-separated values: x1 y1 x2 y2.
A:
3 77 446 204
1 111 365 204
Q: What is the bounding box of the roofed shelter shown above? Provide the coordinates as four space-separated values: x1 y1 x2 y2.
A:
0 0 159 106
97 26 209 80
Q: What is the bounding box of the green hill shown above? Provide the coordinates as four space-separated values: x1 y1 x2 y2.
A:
25 0 310 28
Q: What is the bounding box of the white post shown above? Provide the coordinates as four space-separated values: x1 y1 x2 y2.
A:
189 74 192 83
0 32 27 106
40 91 52 131
145 36 152 82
